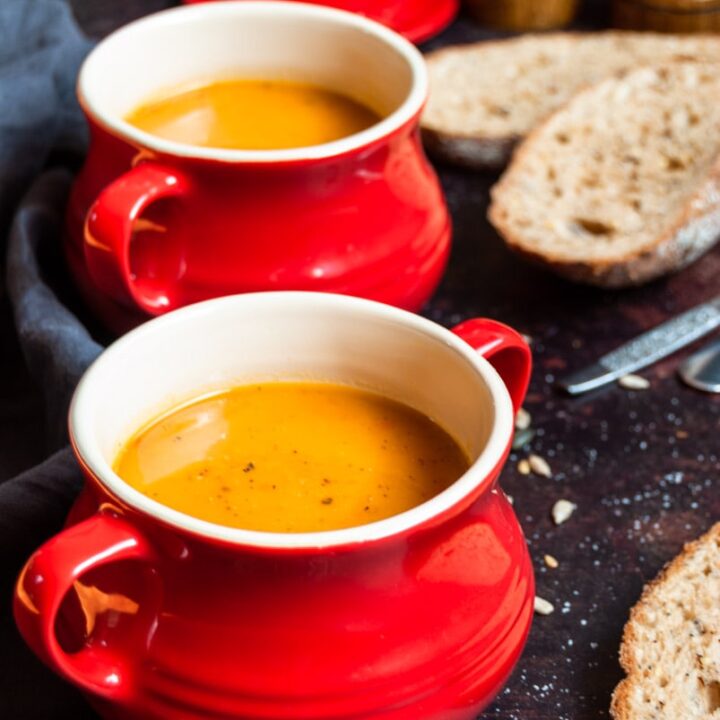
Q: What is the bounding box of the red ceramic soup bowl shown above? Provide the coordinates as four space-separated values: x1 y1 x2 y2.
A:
181 0 459 43
14 292 533 720
66 2 451 334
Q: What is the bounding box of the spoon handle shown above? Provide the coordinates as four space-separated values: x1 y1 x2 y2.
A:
560 297 720 395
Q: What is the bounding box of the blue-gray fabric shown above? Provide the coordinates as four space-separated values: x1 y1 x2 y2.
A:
0 1 100 717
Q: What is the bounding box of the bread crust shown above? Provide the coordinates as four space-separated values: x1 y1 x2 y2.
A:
610 522 720 719
488 63 720 288
422 32 570 170
490 165 720 288
420 126 518 171
422 32 720 171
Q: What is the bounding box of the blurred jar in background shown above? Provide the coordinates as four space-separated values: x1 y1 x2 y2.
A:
465 0 579 30
614 0 720 32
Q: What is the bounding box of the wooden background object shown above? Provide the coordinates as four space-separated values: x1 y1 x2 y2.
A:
614 0 720 32
465 0 579 31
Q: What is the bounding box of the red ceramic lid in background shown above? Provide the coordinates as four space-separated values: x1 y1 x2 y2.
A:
182 0 459 43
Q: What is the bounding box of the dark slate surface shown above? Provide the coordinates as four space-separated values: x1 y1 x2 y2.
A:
2 1 719 718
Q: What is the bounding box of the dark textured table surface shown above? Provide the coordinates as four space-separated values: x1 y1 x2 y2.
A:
3 1 720 718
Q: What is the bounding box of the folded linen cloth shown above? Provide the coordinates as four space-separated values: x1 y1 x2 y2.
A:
0 1 100 716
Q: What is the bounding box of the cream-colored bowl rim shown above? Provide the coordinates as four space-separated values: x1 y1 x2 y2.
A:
77 2 428 164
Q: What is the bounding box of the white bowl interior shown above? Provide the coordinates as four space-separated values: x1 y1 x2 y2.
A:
71 294 512 548
79 2 421 157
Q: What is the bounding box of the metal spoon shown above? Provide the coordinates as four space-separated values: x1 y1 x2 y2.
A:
559 296 720 395
678 335 720 393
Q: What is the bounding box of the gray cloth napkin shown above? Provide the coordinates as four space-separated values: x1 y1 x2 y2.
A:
0 1 101 717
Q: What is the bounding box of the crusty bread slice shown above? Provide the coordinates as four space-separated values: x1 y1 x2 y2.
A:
611 522 720 720
487 62 720 288
422 32 720 170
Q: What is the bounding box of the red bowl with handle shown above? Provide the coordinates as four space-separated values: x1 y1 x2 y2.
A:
15 292 534 720
66 3 451 334
181 0 459 43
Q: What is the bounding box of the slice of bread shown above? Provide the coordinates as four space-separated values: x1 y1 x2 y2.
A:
422 32 720 170
487 62 720 288
611 522 720 719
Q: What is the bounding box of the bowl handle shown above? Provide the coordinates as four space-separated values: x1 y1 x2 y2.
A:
14 513 158 703
451 318 532 413
84 162 192 316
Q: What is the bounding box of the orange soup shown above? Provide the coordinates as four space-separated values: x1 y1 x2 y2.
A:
125 79 381 150
114 382 470 533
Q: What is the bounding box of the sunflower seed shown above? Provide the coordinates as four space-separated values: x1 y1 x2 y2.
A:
618 374 650 390
512 428 535 450
534 596 555 615
544 554 559 569
515 408 531 430
552 499 576 525
518 459 531 475
529 454 552 478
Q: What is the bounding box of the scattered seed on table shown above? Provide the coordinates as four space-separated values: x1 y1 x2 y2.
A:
505 493 514 505
518 459 531 475
529 454 552 478
534 596 555 615
512 428 535 450
552 499 577 525
618 374 650 390
515 408 531 430
544 554 559 569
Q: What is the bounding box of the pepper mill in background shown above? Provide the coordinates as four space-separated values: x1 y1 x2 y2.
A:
614 0 720 32
464 0 579 30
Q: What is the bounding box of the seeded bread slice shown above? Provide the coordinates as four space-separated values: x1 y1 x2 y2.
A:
487 62 720 288
611 522 720 720
422 32 720 170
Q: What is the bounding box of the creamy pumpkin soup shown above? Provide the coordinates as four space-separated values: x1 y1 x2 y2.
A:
125 79 381 150
114 382 470 533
